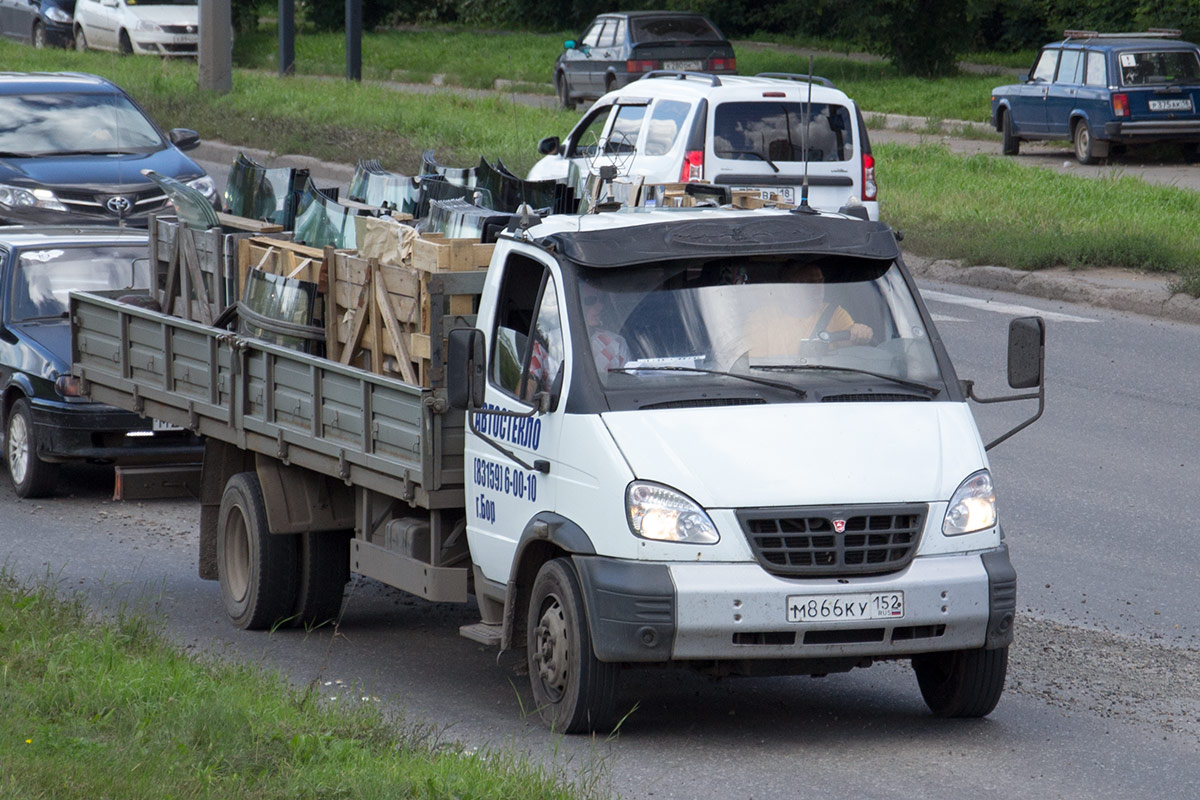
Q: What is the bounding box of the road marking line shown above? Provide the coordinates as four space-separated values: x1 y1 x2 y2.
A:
931 313 970 323
922 290 1097 323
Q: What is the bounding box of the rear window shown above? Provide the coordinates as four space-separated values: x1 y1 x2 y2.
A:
1118 49 1200 85
631 16 722 43
713 102 855 163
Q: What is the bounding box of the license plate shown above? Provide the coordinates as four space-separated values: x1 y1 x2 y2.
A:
152 418 181 432
664 60 702 71
1149 98 1193 112
731 186 796 204
786 592 904 623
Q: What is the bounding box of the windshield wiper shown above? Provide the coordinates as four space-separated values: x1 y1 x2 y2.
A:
608 365 806 398
720 149 780 173
748 364 941 396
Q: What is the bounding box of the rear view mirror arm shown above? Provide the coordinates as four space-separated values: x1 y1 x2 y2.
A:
963 379 1045 451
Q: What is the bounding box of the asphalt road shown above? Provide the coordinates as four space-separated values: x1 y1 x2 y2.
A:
4 278 1199 799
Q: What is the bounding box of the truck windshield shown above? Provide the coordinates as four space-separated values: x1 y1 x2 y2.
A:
574 255 943 406
10 245 149 322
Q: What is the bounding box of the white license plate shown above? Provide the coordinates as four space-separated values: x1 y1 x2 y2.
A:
664 60 702 71
786 592 904 623
731 186 796 204
1149 98 1193 112
152 418 181 432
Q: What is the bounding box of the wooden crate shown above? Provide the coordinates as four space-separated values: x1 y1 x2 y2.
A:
237 236 328 297
150 213 288 325
412 234 495 273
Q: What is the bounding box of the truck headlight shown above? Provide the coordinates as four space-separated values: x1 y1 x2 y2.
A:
0 183 67 212
942 470 997 535
626 481 719 544
186 175 216 200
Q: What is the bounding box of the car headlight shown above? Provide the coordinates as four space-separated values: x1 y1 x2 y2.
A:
942 470 997 535
186 175 216 200
136 19 162 32
626 481 719 544
44 6 71 22
0 183 67 212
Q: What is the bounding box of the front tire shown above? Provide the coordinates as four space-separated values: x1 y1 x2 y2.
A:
526 558 619 733
1001 110 1019 156
118 30 133 55
913 645 1008 718
32 21 46 49
74 26 87 52
6 398 59 499
217 472 298 630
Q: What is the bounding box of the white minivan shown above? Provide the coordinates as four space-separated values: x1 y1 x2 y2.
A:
529 71 880 220
73 0 197 56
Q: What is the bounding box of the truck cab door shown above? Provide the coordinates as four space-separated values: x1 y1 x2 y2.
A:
463 251 567 586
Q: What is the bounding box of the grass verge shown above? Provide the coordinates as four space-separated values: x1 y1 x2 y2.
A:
0 571 599 800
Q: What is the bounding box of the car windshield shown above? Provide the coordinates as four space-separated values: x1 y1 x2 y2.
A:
631 16 721 43
0 92 164 155
574 256 943 408
10 245 149 322
714 102 855 163
1118 49 1200 85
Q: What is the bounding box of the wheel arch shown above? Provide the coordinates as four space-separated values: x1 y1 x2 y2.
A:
501 512 596 651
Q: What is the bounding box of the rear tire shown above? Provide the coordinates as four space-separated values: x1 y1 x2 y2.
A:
6 398 59 499
913 645 1008 718
292 529 351 628
217 472 298 630
555 72 575 110
1073 120 1107 164
1000 110 1019 156
527 558 620 733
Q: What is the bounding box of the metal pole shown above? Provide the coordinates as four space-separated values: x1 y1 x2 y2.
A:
198 0 232 93
278 0 295 76
346 0 362 81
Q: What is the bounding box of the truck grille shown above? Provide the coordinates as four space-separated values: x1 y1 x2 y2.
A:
736 504 925 577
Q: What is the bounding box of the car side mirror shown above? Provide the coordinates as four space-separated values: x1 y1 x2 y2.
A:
538 136 561 156
564 39 576 50
1007 316 1044 389
448 328 486 411
168 128 201 151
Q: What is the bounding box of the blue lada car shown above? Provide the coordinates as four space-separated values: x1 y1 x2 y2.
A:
990 30 1200 164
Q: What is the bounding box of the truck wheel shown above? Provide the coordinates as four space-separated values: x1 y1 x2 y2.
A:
526 558 619 733
1073 120 1107 165
1001 111 1019 156
6 398 59 499
217 472 298 630
913 645 1008 718
556 72 575 110
292 529 350 628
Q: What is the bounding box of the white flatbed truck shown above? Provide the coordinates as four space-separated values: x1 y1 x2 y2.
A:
71 206 1044 732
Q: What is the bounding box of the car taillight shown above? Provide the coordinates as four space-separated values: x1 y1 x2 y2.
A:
680 150 704 182
626 59 659 73
708 57 736 72
862 153 877 201
1112 93 1130 117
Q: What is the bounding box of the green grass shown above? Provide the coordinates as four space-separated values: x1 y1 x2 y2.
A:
878 142 1200 293
0 572 600 799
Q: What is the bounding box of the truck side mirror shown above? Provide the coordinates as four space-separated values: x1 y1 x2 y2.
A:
538 136 561 156
447 328 485 411
1007 316 1045 389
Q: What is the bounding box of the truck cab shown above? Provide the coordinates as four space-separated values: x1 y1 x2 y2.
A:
451 207 1041 731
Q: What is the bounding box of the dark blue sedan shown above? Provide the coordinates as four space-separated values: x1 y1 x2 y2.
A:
0 72 217 225
0 227 201 497
0 0 74 48
990 30 1200 164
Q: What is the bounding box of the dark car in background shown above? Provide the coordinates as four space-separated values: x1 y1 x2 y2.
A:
0 226 202 497
554 11 736 109
0 0 75 48
990 29 1200 164
0 72 217 225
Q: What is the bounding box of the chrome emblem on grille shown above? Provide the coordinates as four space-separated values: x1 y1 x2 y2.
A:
832 519 846 533
106 196 132 215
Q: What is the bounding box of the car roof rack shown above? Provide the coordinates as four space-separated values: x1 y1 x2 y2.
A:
642 70 722 87
755 72 835 88
1063 28 1182 40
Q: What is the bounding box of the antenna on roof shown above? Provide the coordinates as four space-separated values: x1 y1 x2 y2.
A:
794 55 818 215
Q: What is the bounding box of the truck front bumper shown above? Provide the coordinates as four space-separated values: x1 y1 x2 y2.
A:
573 546 1014 663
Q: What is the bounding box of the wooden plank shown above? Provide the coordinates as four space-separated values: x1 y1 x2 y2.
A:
411 237 495 273
373 266 417 384
215 212 284 233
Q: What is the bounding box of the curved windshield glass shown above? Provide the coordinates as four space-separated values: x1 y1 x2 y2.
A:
11 245 149 322
574 256 943 408
0 92 164 156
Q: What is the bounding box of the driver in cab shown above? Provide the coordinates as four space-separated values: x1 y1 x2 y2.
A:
742 260 872 357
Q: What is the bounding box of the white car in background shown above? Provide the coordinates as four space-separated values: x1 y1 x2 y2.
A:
73 0 197 56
